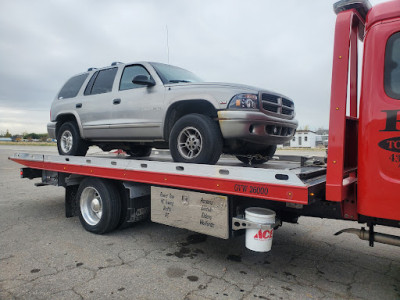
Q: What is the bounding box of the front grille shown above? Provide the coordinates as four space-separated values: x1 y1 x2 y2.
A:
261 94 279 103
282 107 293 115
261 93 294 117
263 103 278 113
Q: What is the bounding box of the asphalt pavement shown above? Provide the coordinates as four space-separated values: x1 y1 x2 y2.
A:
0 145 399 299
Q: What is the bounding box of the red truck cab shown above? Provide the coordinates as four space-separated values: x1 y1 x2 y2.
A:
327 0 400 225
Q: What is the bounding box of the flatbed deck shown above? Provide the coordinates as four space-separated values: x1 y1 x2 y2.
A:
10 152 326 205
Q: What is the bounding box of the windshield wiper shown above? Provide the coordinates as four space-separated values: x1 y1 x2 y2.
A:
168 80 191 83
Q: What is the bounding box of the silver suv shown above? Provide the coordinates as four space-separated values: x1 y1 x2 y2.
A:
48 62 298 164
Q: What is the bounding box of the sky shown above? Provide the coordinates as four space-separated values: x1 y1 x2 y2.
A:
0 0 387 135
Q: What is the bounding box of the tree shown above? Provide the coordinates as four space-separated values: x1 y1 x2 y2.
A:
23 133 40 140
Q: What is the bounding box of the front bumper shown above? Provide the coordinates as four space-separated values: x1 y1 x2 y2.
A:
218 110 298 145
47 122 56 139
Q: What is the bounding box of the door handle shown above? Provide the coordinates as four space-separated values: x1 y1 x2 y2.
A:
113 98 121 105
76 103 82 108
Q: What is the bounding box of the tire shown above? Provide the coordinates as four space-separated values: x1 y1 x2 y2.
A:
77 178 121 234
127 146 152 158
169 114 222 164
236 145 277 165
57 122 88 156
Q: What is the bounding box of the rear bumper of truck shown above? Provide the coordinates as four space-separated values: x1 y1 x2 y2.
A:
218 110 298 145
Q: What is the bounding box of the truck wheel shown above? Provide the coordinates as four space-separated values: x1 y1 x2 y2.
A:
169 114 222 164
236 145 277 165
57 122 88 156
77 178 121 234
127 146 152 158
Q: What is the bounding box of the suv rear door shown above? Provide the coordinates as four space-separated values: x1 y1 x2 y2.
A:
78 67 118 139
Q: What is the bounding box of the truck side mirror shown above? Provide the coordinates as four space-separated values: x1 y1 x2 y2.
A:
132 75 156 87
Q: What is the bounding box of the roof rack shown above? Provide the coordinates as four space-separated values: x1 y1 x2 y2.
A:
111 62 123 66
87 67 97 71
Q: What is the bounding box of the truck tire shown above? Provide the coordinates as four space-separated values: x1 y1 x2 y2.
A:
77 178 121 234
169 114 222 164
57 122 88 156
127 146 152 158
236 145 277 165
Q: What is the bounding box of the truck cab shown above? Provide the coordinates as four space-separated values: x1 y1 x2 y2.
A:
359 1 400 223
327 0 400 226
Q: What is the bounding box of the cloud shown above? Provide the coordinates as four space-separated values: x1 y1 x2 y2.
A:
0 107 48 134
0 0 388 133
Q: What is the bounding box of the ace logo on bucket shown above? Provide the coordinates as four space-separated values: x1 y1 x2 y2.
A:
254 229 273 240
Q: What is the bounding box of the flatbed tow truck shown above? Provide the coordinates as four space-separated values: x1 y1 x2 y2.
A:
10 0 400 252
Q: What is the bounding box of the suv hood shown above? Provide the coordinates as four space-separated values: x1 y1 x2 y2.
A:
165 81 288 97
165 81 293 110
166 82 261 92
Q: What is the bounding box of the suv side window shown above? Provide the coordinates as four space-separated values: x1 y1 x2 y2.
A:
385 32 400 100
84 68 118 96
58 73 89 99
84 71 98 95
120 65 151 91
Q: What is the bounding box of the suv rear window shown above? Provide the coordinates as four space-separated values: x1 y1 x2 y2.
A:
58 73 89 99
84 68 118 95
385 32 400 100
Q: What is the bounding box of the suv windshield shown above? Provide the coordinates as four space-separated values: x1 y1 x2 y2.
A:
150 62 203 84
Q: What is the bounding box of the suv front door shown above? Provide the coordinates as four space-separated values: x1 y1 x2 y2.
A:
109 64 164 140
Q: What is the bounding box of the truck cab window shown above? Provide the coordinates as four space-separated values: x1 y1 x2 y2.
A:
385 32 400 100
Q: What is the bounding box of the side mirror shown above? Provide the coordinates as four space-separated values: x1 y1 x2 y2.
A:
132 75 156 87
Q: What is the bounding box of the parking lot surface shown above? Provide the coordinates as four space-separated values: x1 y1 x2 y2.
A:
0 145 399 299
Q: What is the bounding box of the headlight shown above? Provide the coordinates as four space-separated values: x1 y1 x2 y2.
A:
228 93 259 109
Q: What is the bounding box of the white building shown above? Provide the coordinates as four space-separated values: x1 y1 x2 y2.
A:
290 130 319 148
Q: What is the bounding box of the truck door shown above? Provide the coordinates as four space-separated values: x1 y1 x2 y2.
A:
358 19 400 221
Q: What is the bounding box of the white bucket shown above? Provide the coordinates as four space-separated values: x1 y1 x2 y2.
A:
245 207 276 252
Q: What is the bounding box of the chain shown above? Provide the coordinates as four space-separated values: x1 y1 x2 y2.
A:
228 153 273 166
236 153 271 160
226 153 326 166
